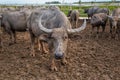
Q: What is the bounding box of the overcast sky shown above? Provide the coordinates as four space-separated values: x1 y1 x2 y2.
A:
0 0 118 4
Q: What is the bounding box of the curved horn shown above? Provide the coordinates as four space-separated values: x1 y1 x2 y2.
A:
67 19 86 33
38 16 53 33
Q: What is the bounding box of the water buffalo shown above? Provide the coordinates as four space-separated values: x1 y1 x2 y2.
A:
84 7 109 19
90 13 108 38
108 8 120 39
27 6 86 71
67 10 79 28
0 11 31 45
84 6 99 19
96 8 109 15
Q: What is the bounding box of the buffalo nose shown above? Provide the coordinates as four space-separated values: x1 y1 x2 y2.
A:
55 53 63 59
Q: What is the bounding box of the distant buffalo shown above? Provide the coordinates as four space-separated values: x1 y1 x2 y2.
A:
96 8 109 15
84 6 99 19
108 8 120 39
90 13 108 38
68 10 79 28
84 7 109 19
0 10 31 45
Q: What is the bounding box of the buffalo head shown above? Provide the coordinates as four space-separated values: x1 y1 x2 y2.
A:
39 16 86 59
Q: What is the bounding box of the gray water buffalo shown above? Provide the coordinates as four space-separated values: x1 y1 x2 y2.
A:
90 13 108 38
84 6 99 19
0 11 31 45
108 8 120 39
68 10 79 28
84 7 109 19
27 6 86 71
96 8 109 15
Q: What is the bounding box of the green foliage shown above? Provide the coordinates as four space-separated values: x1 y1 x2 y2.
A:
0 5 120 17
45 1 61 4
59 6 120 17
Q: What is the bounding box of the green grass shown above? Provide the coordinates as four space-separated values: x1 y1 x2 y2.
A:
59 6 120 17
0 5 120 17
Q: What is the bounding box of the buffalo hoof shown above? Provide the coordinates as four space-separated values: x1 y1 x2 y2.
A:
50 65 58 71
30 53 35 57
61 59 67 65
43 50 49 54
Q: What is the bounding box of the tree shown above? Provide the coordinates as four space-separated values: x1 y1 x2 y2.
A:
45 1 61 4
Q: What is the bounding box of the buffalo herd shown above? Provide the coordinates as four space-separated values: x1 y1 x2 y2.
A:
0 6 120 71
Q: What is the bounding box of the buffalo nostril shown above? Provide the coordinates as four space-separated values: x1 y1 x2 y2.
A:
55 53 63 59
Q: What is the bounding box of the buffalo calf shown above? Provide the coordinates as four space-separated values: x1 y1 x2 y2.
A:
90 13 108 38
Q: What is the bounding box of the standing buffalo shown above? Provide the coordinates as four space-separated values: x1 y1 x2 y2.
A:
84 6 99 19
27 6 86 71
90 13 108 38
84 7 109 19
67 10 79 28
108 8 120 39
0 10 31 45
96 8 109 15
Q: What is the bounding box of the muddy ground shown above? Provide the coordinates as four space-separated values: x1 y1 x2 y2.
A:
0 20 120 80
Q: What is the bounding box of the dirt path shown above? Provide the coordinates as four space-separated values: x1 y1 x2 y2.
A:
0 20 120 80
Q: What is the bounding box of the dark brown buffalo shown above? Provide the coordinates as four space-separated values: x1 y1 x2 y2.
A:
27 6 86 71
90 13 108 38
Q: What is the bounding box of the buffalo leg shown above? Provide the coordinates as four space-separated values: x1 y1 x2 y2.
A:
0 38 2 48
48 41 57 71
116 28 120 40
0 30 2 48
96 26 100 39
90 26 94 38
0 36 3 51
30 33 35 57
61 57 67 65
110 24 114 38
13 32 16 44
4 22 14 45
40 42 48 54
91 26 94 34
50 51 57 71
50 49 57 71
76 19 78 28
50 58 57 71
118 30 120 40
9 32 14 45
37 38 41 51
102 26 105 38
42 42 48 54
